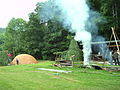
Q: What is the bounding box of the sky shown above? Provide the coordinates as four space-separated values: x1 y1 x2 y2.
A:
0 0 47 28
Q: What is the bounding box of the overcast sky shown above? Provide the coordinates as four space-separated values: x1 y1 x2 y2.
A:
0 0 47 28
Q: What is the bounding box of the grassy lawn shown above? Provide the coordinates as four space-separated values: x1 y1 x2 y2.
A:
0 61 120 90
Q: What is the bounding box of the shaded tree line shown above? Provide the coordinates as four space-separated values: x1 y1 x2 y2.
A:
0 0 120 60
0 3 71 60
88 0 120 39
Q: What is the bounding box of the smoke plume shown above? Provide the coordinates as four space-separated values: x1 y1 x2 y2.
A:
92 36 113 64
39 0 111 65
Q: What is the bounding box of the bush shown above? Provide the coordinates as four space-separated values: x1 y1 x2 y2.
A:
0 51 9 66
65 38 83 61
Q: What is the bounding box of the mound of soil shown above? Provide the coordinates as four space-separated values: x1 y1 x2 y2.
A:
10 54 38 65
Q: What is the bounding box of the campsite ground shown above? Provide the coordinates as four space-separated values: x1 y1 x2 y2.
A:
0 61 120 90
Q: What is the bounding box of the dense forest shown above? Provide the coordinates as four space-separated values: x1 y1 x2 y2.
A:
0 0 120 61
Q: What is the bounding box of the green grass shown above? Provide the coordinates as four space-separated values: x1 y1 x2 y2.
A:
0 61 120 90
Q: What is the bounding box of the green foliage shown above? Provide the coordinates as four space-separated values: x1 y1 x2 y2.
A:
1 3 71 60
21 12 45 59
0 51 8 66
0 28 5 33
3 18 27 55
0 33 5 50
0 28 5 50
41 20 71 60
65 38 83 61
89 0 120 39
2 1 120 61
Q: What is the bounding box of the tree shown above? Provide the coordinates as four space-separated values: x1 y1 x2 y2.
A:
35 2 72 60
3 18 27 55
89 0 120 39
99 0 120 38
22 12 45 59
0 33 5 50
65 38 83 61
0 51 9 66
41 20 71 60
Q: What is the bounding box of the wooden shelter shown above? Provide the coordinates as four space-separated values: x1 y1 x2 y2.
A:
108 27 120 50
53 51 73 67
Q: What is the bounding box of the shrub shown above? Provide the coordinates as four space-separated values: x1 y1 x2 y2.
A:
0 51 9 66
65 38 83 61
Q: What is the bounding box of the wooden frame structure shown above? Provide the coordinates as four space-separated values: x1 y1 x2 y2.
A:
108 27 120 51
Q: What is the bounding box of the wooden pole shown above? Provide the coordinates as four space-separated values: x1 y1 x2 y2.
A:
108 33 113 47
111 27 120 51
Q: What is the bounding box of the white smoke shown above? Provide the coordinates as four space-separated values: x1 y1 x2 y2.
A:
93 36 113 65
39 0 93 65
58 0 91 65
75 31 91 65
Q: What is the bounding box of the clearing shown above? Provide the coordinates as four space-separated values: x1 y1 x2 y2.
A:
0 61 120 90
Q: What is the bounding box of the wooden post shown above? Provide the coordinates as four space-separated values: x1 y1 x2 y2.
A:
70 55 75 67
111 27 120 51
